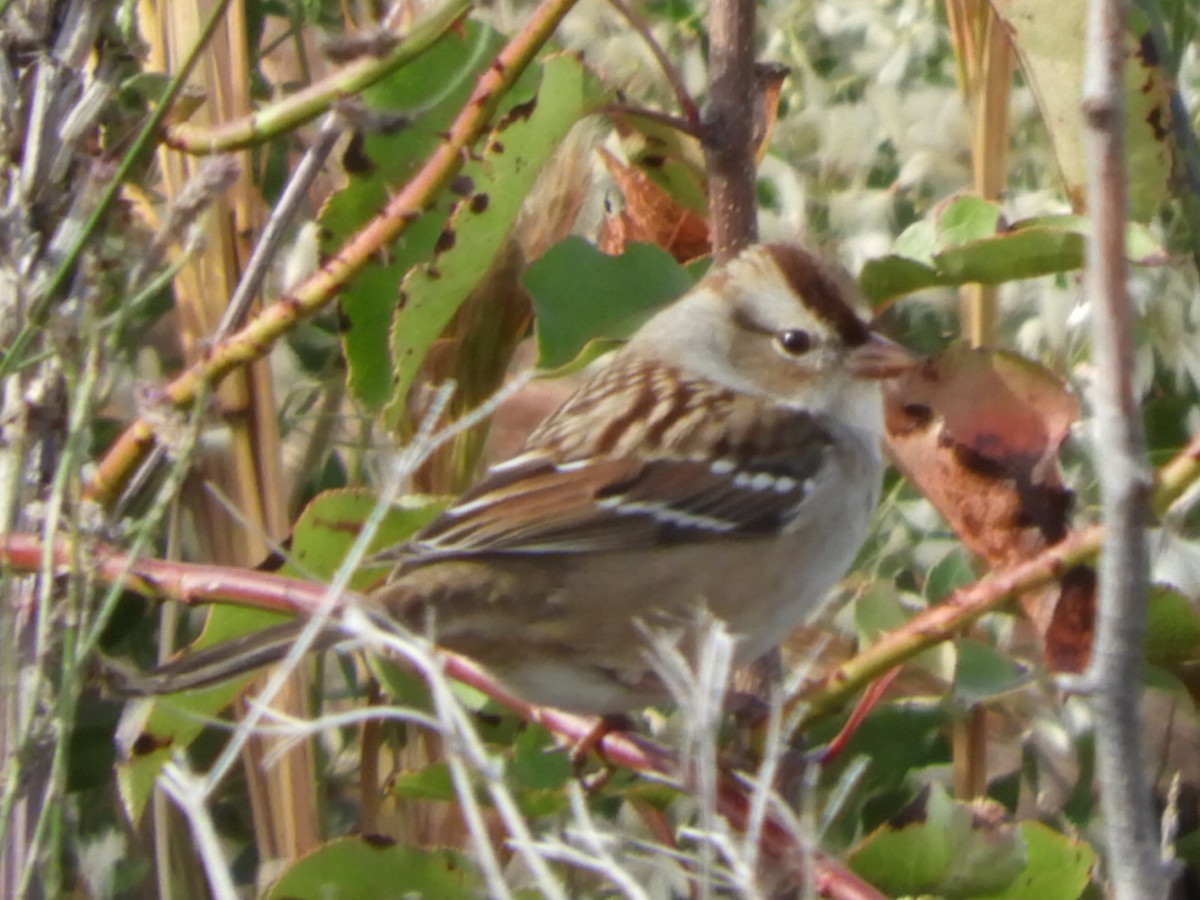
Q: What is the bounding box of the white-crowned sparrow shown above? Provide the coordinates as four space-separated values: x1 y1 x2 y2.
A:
142 242 914 713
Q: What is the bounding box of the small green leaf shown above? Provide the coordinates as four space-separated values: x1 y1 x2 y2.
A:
954 639 1032 704
938 195 1003 246
525 238 693 370
116 603 292 821
283 489 446 586
265 839 478 899
854 582 954 680
860 198 1165 302
812 700 951 844
925 547 976 601
117 491 444 822
859 254 940 305
890 218 939 264
1144 585 1200 662
509 725 571 791
392 762 456 801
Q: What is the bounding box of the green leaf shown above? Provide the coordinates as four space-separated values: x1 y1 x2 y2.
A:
812 701 951 844
509 725 571 791
854 582 955 681
264 839 478 899
1144 585 1200 663
925 547 976 601
116 603 292 821
383 53 600 425
991 0 1174 221
938 195 1003 246
849 786 1026 897
117 491 444 821
281 488 446 586
524 238 693 370
954 639 1033 705
976 821 1095 900
861 200 1164 302
392 762 456 801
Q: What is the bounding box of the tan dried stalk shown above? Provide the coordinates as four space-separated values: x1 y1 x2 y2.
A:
946 0 1014 348
136 0 319 874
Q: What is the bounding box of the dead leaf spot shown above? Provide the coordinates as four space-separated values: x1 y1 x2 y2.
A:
342 133 373 175
435 227 456 254
361 833 398 849
131 733 172 757
449 174 474 196
500 96 538 127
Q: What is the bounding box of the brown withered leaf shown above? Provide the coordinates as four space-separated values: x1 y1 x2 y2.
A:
884 346 1094 671
752 62 789 163
596 147 710 263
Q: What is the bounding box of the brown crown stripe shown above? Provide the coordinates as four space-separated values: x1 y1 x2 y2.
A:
763 244 870 347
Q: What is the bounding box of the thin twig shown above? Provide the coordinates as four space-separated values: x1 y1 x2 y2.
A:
601 102 705 140
211 112 343 342
604 0 700 128
1079 0 1166 894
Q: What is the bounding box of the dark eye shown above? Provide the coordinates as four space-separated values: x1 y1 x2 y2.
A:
776 329 813 355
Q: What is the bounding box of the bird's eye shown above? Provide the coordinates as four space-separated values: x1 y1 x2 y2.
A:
776 329 813 356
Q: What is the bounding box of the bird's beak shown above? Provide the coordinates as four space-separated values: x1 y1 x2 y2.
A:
846 332 919 379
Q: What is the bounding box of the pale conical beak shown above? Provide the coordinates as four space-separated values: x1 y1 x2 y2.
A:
846 332 919 379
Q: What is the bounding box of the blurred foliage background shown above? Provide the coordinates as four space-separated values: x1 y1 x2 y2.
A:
1 0 1200 896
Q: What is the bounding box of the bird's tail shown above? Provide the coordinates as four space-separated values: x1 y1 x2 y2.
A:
105 619 347 695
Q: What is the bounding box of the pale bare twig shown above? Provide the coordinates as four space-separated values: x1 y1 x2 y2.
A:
211 113 342 342
1077 0 1168 894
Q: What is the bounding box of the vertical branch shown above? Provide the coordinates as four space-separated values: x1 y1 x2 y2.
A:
703 0 758 262
1081 0 1165 895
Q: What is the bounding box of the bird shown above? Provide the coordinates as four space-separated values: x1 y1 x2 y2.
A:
139 242 915 714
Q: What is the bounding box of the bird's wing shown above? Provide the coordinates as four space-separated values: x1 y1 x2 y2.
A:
396 404 839 561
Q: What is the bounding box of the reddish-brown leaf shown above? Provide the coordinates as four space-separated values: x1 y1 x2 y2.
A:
884 347 1093 670
596 148 710 263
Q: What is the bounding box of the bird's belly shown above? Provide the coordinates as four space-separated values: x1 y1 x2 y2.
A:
492 509 870 710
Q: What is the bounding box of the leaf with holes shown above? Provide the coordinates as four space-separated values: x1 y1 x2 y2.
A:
382 53 601 427
323 22 508 409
